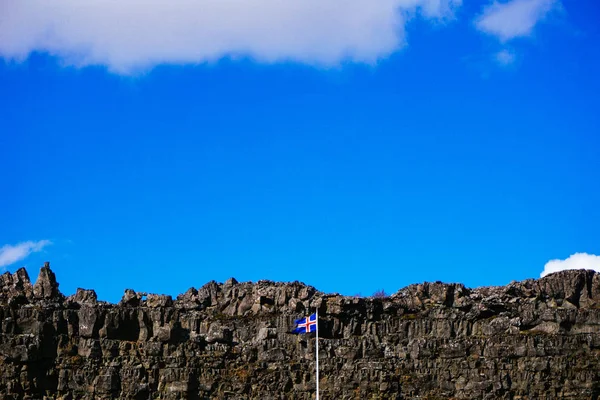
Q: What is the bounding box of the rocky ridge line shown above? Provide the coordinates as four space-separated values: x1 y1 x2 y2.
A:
0 262 599 399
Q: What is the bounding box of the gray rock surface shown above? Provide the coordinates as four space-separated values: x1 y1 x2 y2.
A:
1 263 600 399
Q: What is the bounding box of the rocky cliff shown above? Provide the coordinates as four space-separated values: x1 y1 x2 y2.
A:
1 262 600 399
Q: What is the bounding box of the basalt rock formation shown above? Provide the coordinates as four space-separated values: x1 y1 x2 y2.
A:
1 262 600 399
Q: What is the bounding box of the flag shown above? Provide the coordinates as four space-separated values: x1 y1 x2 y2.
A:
292 313 317 334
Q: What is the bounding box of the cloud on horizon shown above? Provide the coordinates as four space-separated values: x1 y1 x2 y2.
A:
0 240 52 269
0 0 461 74
541 253 600 278
475 0 560 42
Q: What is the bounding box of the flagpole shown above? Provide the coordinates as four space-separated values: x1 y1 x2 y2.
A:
316 309 319 400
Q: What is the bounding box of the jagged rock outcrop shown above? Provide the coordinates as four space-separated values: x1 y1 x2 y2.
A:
1 263 600 399
32 262 62 301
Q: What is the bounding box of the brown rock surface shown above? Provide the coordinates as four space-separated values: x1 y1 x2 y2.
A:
1 263 599 399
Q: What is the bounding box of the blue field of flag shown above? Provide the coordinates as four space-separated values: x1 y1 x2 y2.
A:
293 313 317 334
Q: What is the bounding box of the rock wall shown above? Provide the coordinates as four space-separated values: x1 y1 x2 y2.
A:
1 262 600 399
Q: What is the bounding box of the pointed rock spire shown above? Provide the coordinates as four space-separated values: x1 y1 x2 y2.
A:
33 262 63 300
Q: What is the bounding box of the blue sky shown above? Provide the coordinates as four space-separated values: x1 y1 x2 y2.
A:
1 0 599 303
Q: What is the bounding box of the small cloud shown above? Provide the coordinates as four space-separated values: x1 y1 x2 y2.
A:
495 49 516 65
541 253 600 277
0 240 52 269
475 0 560 42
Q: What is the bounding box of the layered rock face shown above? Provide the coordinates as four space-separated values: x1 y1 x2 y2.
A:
1 263 600 399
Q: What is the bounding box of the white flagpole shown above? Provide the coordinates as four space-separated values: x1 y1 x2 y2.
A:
315 309 319 400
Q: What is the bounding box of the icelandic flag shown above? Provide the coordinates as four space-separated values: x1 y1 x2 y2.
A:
292 313 317 334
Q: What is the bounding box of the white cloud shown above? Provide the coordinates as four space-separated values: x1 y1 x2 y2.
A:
495 49 515 65
0 240 52 269
0 0 461 74
475 0 559 42
541 253 600 278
